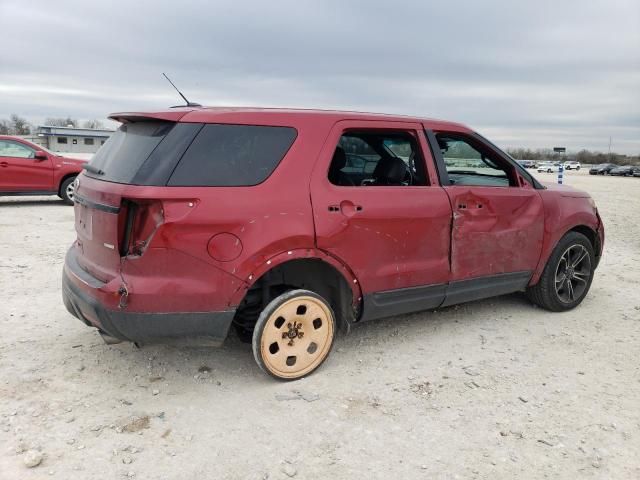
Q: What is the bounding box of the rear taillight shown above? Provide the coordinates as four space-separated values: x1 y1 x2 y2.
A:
118 199 164 257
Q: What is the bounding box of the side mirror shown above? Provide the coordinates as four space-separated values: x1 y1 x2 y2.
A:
34 150 48 160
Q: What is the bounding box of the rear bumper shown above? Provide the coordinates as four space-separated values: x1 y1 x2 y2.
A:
62 252 235 346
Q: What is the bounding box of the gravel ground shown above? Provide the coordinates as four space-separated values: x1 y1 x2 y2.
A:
1 170 639 479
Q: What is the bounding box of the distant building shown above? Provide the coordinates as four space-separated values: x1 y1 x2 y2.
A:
29 125 114 154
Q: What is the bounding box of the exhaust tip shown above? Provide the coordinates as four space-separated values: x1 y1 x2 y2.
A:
99 331 123 345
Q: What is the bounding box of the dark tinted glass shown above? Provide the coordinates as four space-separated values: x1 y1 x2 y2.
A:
168 124 297 186
131 123 202 185
86 121 174 183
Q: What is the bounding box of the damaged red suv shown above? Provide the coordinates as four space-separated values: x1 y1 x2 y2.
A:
63 108 604 380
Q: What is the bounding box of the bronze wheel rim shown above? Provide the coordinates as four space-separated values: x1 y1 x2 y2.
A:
260 295 334 379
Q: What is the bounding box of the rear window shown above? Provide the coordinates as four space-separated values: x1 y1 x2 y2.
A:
168 124 297 186
85 121 296 186
87 121 176 183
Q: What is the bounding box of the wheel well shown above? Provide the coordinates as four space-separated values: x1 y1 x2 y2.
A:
233 258 355 340
568 225 599 258
58 173 77 195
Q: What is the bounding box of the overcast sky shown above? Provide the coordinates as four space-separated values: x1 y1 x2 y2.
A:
1 0 638 153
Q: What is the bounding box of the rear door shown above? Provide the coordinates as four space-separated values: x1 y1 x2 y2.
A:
0 139 53 192
427 129 544 285
310 120 452 320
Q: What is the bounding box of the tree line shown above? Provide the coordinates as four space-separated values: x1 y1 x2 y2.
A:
507 147 639 166
0 114 104 135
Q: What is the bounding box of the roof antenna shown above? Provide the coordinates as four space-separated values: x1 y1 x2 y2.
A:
162 73 202 107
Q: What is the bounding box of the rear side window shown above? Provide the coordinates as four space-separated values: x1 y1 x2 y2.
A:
168 124 297 186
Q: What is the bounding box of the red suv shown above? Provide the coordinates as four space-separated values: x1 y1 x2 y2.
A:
62 108 604 380
0 135 86 204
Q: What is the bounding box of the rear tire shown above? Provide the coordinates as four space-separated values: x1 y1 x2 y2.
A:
252 289 335 380
60 176 77 205
526 232 595 312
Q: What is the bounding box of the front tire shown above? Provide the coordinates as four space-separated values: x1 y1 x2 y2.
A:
252 289 335 380
526 232 595 312
60 176 77 205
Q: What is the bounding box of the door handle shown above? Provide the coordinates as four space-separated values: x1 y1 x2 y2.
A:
339 200 362 217
0 162 8 167
328 202 363 214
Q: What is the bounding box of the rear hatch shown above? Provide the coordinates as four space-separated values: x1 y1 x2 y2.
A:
73 117 202 282
72 114 297 283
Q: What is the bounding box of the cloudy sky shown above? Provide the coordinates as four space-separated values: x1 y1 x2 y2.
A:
1 0 638 153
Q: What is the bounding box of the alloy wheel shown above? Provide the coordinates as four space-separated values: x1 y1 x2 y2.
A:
554 244 591 303
66 182 75 201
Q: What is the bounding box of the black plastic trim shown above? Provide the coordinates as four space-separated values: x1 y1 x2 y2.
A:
359 271 533 321
62 268 235 345
424 129 450 186
74 192 120 214
119 201 137 256
360 283 447 322
0 190 57 196
441 271 532 307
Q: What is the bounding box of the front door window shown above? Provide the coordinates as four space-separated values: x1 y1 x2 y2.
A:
0 140 35 159
436 134 514 187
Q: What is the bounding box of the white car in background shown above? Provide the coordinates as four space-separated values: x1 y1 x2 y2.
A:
563 161 581 170
537 161 561 173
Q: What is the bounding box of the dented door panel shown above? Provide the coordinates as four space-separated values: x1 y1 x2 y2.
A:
445 186 544 280
314 187 452 293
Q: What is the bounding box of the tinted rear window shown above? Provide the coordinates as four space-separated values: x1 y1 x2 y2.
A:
168 124 297 186
85 121 296 186
87 121 175 183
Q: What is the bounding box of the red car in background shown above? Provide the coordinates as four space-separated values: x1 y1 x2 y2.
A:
62 107 604 380
0 135 87 204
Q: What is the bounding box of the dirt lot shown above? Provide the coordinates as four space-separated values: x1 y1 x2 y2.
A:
1 170 639 479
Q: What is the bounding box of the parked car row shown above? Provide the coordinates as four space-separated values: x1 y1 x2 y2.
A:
589 163 640 176
522 159 640 177
518 160 582 171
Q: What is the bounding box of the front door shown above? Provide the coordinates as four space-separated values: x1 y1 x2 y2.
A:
0 140 52 192
310 120 452 320
428 130 544 285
